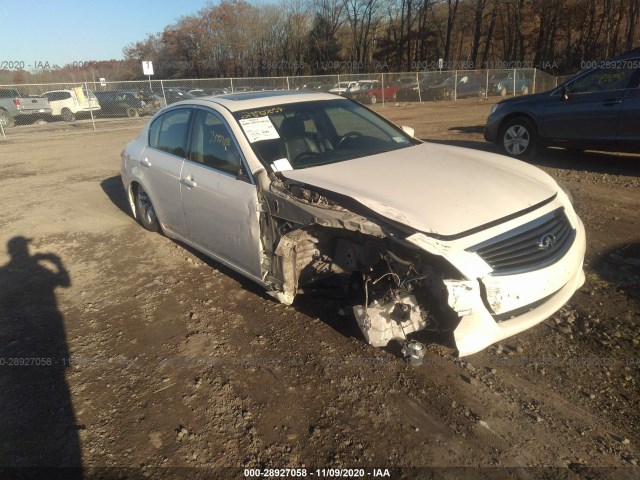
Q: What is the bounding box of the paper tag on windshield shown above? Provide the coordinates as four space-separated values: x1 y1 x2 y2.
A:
239 116 280 143
271 158 293 172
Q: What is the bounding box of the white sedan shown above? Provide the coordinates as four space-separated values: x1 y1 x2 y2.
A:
120 91 585 357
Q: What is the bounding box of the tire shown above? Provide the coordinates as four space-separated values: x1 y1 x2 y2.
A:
479 88 487 100
134 185 160 232
369 94 377 105
0 110 15 128
61 108 75 122
126 107 139 118
522 85 530 95
500 117 538 158
391 92 397 101
500 86 508 97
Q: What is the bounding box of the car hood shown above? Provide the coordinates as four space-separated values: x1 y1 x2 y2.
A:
281 142 558 237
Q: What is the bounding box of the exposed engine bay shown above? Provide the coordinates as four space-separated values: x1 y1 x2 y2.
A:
258 173 463 356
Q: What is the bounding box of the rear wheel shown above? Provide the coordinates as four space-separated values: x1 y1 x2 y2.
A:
134 185 160 232
500 86 508 97
500 117 538 158
125 107 139 118
61 108 75 122
369 94 377 104
522 85 530 95
0 110 15 128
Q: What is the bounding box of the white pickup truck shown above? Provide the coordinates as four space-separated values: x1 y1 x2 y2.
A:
0 88 52 128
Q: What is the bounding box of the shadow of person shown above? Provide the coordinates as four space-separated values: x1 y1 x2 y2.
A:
0 236 82 474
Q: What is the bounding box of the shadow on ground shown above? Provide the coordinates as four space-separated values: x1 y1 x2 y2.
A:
592 242 640 300
426 138 640 177
0 236 82 476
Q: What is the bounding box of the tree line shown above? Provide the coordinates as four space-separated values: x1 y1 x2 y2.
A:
2 0 639 84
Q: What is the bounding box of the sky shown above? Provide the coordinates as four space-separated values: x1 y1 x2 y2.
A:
0 0 216 68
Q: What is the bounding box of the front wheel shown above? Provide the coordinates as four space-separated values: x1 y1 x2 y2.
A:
500 86 508 97
126 107 139 118
369 94 377 104
500 117 538 158
522 85 530 95
135 185 160 232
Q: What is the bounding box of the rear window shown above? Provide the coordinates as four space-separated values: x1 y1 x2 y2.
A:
150 109 192 157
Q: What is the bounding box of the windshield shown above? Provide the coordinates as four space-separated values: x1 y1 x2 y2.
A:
233 99 414 170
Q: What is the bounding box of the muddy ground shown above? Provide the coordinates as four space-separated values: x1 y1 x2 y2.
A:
0 99 638 479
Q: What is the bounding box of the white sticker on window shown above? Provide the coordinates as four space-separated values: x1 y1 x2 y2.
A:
270 158 293 172
393 136 409 143
239 116 280 143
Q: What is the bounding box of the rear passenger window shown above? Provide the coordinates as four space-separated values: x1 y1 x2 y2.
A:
189 110 242 175
155 109 191 157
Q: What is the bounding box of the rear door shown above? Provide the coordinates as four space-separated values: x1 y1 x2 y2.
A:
540 66 636 147
180 108 262 279
142 108 192 236
616 68 640 148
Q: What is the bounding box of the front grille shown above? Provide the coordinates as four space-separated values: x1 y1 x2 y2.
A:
467 208 575 275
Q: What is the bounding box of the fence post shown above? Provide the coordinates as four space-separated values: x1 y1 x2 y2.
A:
513 68 516 96
416 72 422 103
85 82 96 132
286 76 290 91
454 70 458 101
230 78 234 93
486 69 489 97
381 73 385 106
532 68 537 94
160 79 167 105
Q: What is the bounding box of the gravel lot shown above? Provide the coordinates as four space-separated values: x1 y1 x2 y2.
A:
0 100 638 478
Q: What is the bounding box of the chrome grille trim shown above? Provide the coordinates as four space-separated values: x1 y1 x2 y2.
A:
467 208 575 275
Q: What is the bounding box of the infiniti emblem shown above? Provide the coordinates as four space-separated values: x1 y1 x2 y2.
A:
538 234 557 251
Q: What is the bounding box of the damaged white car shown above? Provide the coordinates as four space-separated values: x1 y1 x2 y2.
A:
120 92 586 357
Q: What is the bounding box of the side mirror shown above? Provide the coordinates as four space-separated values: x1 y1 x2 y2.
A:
560 85 569 101
401 126 415 138
237 164 251 183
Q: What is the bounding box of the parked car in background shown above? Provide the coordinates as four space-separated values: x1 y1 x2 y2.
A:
41 87 101 121
352 80 400 104
329 81 360 96
120 91 585 358
397 74 485 101
94 91 157 117
188 88 230 97
0 88 52 127
161 88 195 104
485 48 640 158
426 75 487 100
295 82 333 92
489 70 532 96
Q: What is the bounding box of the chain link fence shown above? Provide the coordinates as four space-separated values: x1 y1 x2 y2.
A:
0 68 571 135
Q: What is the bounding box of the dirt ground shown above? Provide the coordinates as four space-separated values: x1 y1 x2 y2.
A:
0 99 638 479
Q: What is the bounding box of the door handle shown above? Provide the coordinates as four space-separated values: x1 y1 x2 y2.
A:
602 99 622 106
140 158 151 167
180 176 197 188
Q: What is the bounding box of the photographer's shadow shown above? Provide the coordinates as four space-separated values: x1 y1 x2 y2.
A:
0 236 82 474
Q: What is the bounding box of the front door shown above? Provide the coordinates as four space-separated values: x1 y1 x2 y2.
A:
541 67 636 148
180 109 262 279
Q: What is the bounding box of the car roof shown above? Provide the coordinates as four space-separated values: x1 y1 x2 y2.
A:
189 91 341 112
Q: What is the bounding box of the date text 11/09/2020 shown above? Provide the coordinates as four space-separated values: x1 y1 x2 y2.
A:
243 468 391 477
